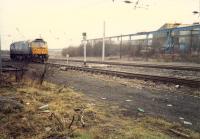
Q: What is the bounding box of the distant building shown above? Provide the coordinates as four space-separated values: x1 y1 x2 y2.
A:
152 23 199 54
158 23 190 30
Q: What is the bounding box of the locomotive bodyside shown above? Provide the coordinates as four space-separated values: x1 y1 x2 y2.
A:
10 41 31 60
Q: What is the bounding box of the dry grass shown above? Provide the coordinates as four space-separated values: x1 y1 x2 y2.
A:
0 81 199 139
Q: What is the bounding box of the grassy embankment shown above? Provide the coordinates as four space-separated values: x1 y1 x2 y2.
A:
0 78 199 139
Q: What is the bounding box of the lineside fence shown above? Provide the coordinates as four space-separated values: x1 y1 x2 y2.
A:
62 25 200 63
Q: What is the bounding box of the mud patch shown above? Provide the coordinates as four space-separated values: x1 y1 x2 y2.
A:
0 96 24 114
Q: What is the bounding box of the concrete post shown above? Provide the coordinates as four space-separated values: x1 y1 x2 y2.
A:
82 33 87 66
84 41 87 65
120 35 122 59
190 30 193 56
102 21 105 61
145 34 149 61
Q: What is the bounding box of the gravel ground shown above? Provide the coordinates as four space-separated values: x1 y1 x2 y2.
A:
49 59 200 80
3 61 200 132
67 56 200 67
46 69 200 132
102 65 200 79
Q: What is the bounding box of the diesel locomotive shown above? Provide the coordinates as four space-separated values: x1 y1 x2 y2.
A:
10 38 48 62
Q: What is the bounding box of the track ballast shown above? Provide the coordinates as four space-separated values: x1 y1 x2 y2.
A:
47 62 200 88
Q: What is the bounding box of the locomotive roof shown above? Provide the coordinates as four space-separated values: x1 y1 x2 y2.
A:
32 38 46 43
11 41 29 45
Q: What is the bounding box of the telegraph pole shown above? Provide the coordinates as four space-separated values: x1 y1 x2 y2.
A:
82 32 87 66
120 35 122 59
102 21 106 61
145 34 149 61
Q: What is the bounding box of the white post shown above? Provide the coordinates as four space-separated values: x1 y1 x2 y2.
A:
102 21 105 61
84 41 87 64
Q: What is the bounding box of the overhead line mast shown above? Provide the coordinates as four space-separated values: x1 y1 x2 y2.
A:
112 0 148 9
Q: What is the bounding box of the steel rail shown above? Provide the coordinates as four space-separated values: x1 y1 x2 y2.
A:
1 68 27 72
47 62 200 87
4 56 200 72
49 58 200 72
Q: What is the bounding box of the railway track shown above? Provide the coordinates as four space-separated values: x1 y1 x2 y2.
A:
47 62 200 88
2 57 200 87
49 58 200 72
3 56 200 71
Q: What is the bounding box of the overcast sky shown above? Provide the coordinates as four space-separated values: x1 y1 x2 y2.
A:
0 0 199 50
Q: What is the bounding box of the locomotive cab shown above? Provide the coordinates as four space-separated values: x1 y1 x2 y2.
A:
30 39 49 62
